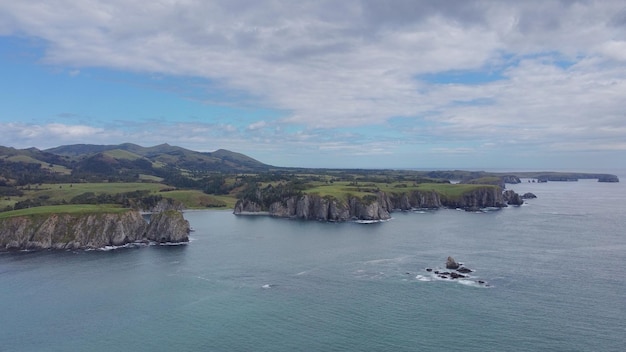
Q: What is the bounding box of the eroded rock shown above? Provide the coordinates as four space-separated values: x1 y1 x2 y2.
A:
446 256 460 269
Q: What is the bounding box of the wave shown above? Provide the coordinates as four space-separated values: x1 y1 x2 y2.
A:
354 219 390 224
92 240 188 251
96 242 147 251
156 241 189 246
415 271 490 287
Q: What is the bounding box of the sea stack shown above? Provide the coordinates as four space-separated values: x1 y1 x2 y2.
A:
446 256 460 269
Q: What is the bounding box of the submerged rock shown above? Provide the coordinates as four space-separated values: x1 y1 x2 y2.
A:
449 272 466 279
423 258 489 285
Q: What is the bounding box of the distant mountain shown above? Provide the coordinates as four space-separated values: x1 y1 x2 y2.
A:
44 143 271 173
0 145 73 168
0 143 271 186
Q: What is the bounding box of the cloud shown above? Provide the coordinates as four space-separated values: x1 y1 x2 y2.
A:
247 120 267 131
0 0 625 167
0 122 106 147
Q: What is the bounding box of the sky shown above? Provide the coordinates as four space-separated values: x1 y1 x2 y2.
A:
1 0 625 170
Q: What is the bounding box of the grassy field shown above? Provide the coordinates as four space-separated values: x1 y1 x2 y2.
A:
1 182 169 210
160 190 234 209
139 174 164 182
303 181 497 200
0 181 238 211
102 149 142 160
0 204 127 219
413 183 498 199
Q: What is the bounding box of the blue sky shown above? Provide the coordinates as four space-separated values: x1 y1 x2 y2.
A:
1 1 625 170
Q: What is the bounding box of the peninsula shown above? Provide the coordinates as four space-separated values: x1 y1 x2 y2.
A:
0 143 620 230
0 206 190 251
234 180 525 221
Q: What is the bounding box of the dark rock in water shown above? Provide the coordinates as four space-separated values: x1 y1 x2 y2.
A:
502 190 524 205
446 256 460 269
457 267 473 273
477 280 485 284
425 268 433 272
449 272 466 279
598 175 619 183
521 192 537 199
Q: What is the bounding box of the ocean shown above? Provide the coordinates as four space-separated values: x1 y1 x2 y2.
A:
1 178 625 351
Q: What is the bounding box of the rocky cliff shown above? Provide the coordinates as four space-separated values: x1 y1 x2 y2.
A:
145 210 190 243
237 193 392 221
0 210 190 251
234 186 516 221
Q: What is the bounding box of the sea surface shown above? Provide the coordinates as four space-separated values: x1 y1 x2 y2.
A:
1 178 625 351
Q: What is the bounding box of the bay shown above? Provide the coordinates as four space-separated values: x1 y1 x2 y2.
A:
1 177 625 351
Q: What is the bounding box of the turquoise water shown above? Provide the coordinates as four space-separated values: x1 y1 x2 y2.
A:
1 179 625 351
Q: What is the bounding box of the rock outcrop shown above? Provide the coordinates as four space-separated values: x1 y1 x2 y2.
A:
522 192 537 199
503 189 524 205
0 210 189 251
598 175 619 183
501 175 522 184
442 186 507 211
147 199 185 213
424 258 488 285
145 210 190 243
446 256 460 269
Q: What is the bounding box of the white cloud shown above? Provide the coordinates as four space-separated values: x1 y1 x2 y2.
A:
1 0 625 167
247 120 267 131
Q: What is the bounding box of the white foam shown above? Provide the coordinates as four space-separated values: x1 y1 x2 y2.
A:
415 275 432 282
98 243 144 251
262 284 272 289
354 219 390 224
480 207 501 212
155 241 189 246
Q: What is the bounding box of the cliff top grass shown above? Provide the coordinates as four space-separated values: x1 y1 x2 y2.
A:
161 189 233 209
0 204 128 220
1 182 170 210
304 181 499 200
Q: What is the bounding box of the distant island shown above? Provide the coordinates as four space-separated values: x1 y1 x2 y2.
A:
0 142 620 239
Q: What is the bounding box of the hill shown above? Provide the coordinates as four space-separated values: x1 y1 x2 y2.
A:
45 143 270 174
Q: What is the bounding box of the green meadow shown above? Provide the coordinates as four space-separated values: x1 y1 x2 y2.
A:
303 181 496 201
0 204 127 219
1 182 235 211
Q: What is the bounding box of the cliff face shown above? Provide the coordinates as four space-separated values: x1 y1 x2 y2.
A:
236 193 392 221
443 187 507 210
146 210 190 243
0 210 190 251
234 187 513 221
